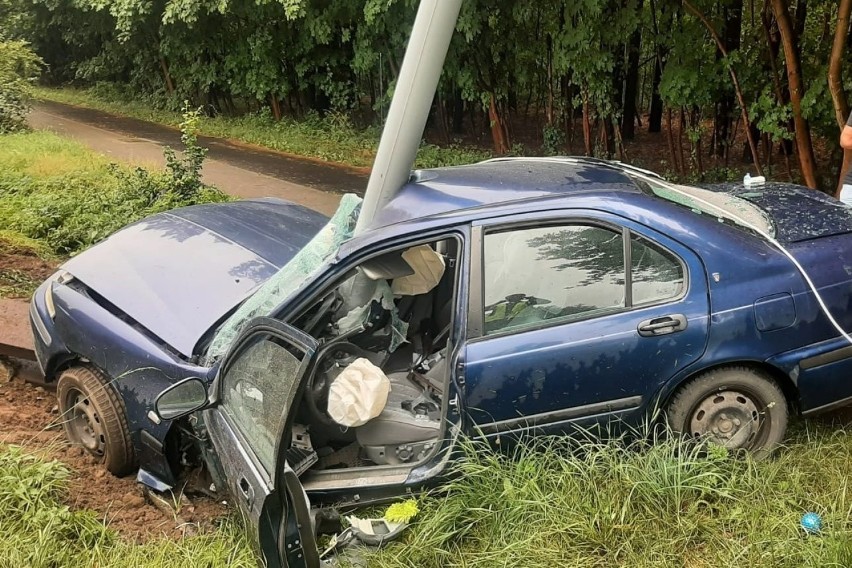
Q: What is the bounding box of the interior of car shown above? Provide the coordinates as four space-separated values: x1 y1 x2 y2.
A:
287 236 460 475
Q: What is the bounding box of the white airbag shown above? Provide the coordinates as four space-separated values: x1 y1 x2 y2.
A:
391 245 446 296
327 358 390 427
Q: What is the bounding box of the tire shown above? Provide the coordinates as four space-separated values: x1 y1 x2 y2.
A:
666 366 788 456
56 365 136 476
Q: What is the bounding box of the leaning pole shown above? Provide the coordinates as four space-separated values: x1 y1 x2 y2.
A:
354 0 463 234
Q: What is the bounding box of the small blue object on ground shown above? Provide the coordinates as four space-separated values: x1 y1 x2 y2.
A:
800 512 822 534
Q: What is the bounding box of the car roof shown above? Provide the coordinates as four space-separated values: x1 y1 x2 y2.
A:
367 157 646 230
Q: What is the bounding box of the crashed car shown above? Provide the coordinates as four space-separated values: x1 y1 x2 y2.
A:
30 157 852 566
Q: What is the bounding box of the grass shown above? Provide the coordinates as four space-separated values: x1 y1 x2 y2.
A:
3 422 852 567
353 423 852 568
0 130 230 257
34 85 492 169
0 445 257 568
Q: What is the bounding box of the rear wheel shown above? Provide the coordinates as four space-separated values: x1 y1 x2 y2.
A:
666 366 788 456
56 365 136 476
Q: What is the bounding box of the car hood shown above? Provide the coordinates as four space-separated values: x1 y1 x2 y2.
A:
704 181 852 242
61 198 328 357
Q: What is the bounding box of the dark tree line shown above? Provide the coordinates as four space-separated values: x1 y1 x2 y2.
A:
1 0 851 189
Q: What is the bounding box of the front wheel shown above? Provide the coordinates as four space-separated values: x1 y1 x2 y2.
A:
56 365 136 475
666 366 788 457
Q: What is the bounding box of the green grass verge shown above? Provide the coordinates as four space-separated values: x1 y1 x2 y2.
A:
33 86 492 169
355 425 852 568
0 445 257 567
0 129 230 256
0 130 230 297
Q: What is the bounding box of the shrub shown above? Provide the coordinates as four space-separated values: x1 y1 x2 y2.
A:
0 41 42 133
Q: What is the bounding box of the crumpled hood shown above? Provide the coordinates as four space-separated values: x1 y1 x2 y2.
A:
61 198 328 357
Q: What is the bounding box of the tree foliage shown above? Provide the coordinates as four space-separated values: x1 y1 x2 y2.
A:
0 40 42 133
3 0 851 188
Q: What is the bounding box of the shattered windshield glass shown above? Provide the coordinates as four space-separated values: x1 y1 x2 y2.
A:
205 194 363 364
635 178 775 238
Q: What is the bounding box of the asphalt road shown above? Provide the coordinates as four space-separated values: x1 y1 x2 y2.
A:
28 100 370 215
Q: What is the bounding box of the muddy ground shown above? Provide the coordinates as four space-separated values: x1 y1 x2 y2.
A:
0 363 229 542
0 249 56 299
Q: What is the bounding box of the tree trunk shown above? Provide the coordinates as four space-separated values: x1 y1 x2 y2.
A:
546 35 555 126
829 0 852 194
488 94 510 154
713 0 742 159
269 94 282 121
684 0 763 175
159 56 175 95
771 0 819 188
666 106 682 174
622 0 643 140
582 92 593 156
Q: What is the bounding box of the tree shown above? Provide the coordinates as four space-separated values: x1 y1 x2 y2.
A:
828 0 851 193
770 0 819 188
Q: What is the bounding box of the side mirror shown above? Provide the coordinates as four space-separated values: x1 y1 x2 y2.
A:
155 377 208 421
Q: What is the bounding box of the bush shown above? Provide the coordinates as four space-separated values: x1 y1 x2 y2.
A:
0 41 42 133
0 130 229 256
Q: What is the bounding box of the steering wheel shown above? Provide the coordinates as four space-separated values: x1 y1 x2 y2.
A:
304 342 377 427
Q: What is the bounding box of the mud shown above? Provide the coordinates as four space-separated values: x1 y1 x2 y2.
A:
0 250 56 299
0 368 229 542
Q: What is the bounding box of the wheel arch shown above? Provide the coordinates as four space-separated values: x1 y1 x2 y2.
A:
656 360 800 415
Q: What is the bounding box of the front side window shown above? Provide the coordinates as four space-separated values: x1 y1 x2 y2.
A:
483 223 685 335
219 334 306 474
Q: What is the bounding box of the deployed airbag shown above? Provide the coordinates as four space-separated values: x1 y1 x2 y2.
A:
391 245 446 296
327 358 390 427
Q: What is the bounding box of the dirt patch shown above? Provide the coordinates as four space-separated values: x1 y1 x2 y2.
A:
0 249 57 299
0 368 229 542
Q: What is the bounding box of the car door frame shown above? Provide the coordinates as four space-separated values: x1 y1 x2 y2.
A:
464 207 711 436
266 225 472 495
202 316 321 568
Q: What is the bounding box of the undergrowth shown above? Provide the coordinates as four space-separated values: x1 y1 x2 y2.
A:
0 445 257 568
0 128 228 257
34 85 491 169
354 423 852 568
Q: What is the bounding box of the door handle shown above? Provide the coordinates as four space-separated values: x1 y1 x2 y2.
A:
637 314 687 337
237 476 255 507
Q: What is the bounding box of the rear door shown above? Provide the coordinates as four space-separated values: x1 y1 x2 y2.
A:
203 317 319 568
464 210 710 437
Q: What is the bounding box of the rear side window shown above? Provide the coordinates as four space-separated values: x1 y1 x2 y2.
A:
631 236 685 305
482 224 684 335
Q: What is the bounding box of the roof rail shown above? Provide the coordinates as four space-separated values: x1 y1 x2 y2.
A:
476 156 664 180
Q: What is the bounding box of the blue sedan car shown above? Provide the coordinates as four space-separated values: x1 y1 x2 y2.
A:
30 157 852 566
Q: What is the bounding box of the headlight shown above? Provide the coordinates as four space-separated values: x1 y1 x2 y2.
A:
44 282 56 320
44 271 73 320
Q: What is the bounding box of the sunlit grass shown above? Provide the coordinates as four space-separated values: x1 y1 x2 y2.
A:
0 130 229 257
34 85 492 169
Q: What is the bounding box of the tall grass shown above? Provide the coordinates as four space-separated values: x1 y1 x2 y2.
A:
0 445 257 568
34 85 492 169
356 424 852 568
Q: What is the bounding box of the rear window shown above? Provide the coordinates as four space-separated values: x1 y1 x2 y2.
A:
634 178 776 238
